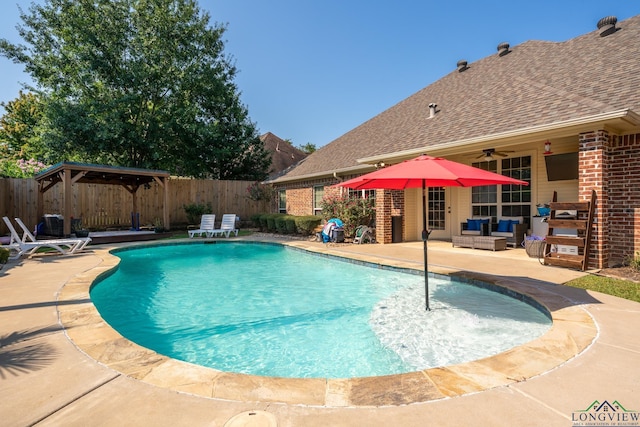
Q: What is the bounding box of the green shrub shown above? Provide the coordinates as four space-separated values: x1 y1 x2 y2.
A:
0 247 9 264
285 216 297 234
627 251 640 271
250 213 264 230
258 214 269 231
295 215 323 235
275 215 289 234
183 202 212 225
265 213 285 232
258 213 271 231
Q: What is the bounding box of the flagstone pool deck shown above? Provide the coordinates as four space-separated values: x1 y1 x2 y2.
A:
1 237 639 426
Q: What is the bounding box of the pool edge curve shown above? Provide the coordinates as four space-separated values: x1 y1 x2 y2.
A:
57 238 598 408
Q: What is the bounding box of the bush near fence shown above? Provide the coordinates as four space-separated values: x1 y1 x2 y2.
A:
0 177 272 234
250 213 322 236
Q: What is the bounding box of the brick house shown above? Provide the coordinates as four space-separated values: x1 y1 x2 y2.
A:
269 15 640 269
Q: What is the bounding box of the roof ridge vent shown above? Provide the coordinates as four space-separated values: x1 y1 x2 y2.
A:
597 16 618 37
456 59 469 72
497 42 510 57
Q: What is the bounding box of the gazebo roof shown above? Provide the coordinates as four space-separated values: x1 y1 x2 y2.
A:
34 161 170 188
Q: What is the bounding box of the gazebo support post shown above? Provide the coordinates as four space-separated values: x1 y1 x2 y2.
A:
63 169 72 236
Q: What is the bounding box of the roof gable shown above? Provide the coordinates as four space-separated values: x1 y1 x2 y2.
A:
260 132 308 178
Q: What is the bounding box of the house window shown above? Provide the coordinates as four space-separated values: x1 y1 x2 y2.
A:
313 186 324 215
471 160 498 219
428 187 445 230
471 156 531 224
348 188 376 203
501 157 532 221
278 190 286 213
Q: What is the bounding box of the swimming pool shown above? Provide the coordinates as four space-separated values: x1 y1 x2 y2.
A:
90 242 551 379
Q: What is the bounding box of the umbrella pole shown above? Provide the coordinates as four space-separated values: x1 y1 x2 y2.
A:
422 180 430 311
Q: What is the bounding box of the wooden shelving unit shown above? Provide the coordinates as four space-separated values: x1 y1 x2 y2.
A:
543 190 596 271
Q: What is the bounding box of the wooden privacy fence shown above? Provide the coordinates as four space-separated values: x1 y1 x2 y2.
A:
1 177 272 234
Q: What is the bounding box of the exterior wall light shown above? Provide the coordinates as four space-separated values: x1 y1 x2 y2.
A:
544 141 553 155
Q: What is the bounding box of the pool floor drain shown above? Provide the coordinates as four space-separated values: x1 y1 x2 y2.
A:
224 410 278 427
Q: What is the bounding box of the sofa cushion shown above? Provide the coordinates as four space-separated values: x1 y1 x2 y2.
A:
497 216 524 233
491 231 513 238
497 219 511 232
461 230 482 235
466 219 481 231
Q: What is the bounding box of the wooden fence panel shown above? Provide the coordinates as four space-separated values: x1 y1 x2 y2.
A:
0 178 267 235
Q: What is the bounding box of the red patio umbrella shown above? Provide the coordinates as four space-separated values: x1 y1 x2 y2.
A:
336 154 529 310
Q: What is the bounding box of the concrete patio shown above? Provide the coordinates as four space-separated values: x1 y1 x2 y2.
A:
1 238 639 426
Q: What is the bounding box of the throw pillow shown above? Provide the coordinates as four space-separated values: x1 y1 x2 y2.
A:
467 219 480 231
497 219 511 232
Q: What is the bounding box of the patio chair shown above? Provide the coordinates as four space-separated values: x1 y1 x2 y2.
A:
14 217 91 252
188 214 216 238
210 214 239 238
2 217 88 259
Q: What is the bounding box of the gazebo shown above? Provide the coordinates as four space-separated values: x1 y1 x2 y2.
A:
34 162 170 236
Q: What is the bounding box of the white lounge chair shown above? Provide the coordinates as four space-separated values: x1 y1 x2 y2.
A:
210 214 239 238
188 214 216 238
2 217 89 259
14 217 91 251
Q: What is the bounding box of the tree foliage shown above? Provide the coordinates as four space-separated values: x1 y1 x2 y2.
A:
296 142 317 154
0 0 270 179
0 91 51 177
0 91 46 161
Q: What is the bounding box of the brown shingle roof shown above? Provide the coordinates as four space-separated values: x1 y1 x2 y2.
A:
276 14 640 182
260 132 308 178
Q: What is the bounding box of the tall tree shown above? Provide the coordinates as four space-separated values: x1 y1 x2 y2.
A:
0 0 270 179
0 91 46 161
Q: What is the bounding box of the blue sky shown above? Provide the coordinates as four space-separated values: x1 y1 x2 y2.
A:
1 1 638 148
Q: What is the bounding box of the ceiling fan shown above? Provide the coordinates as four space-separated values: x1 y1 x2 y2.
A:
475 148 514 161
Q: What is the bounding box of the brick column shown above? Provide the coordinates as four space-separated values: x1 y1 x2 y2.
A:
607 133 640 265
579 130 610 269
375 189 404 244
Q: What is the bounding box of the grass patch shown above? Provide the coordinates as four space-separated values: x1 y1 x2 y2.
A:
564 275 640 303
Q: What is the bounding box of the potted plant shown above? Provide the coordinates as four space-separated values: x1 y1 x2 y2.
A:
75 229 89 237
71 218 90 237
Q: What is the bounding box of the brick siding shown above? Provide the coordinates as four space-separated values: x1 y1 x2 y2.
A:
278 177 340 216
277 131 640 267
579 130 640 268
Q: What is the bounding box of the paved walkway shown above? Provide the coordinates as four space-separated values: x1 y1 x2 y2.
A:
1 238 639 426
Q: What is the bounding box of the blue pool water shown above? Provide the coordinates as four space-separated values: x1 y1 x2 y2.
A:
90 242 551 379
